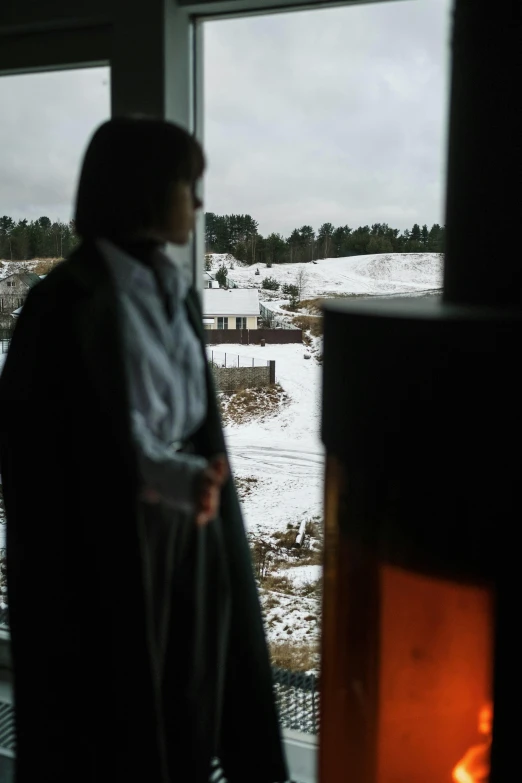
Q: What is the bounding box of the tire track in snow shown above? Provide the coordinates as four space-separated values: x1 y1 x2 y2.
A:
227 443 324 477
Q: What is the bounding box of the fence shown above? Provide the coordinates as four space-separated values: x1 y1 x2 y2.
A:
0 604 320 735
0 327 14 355
272 666 319 735
207 349 275 392
205 328 302 345
259 303 295 330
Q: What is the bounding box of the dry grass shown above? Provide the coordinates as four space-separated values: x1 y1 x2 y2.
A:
298 297 324 314
271 529 299 549
270 640 320 671
299 578 322 597
219 383 289 426
235 475 259 501
32 258 64 275
262 573 293 593
292 314 323 337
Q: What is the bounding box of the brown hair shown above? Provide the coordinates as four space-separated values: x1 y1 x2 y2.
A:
74 116 205 240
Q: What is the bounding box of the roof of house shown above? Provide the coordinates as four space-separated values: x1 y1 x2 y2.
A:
202 288 260 317
2 271 41 287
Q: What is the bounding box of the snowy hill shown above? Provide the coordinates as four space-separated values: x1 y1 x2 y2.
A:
207 252 443 298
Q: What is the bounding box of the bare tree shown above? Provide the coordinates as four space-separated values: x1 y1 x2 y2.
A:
295 267 309 303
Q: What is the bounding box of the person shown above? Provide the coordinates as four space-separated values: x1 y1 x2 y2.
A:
0 117 287 783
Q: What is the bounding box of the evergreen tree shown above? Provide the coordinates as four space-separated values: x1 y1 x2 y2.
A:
265 233 287 265
317 223 334 259
410 223 422 243
0 216 15 259
287 229 302 263
428 223 445 252
331 225 352 257
215 264 228 288
12 220 29 260
367 235 393 254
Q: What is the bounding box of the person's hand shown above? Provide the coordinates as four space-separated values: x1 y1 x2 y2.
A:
195 454 229 527
140 486 161 504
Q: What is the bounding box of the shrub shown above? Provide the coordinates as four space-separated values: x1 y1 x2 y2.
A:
262 276 280 291
215 264 228 288
282 283 299 307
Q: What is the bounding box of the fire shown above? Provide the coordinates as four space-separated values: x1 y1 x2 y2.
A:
452 704 493 783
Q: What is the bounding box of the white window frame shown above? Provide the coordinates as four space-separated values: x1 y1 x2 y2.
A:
236 316 247 329
217 316 229 329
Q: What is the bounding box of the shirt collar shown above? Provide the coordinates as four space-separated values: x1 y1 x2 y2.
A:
96 238 190 301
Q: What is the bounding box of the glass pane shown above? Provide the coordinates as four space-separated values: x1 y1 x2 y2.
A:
0 66 110 612
203 0 451 732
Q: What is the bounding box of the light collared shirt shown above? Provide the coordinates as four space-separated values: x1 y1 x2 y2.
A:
98 238 208 513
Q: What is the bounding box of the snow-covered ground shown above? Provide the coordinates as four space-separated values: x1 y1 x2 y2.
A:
208 251 443 299
0 259 40 279
220 342 324 536
215 341 324 669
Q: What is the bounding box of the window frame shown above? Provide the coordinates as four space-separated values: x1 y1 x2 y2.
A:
0 1 402 770
217 316 229 329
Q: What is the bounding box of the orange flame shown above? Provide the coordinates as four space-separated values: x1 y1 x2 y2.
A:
452 704 493 783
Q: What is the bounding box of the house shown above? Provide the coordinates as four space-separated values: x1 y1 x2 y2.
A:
202 288 260 330
0 272 41 314
203 272 220 289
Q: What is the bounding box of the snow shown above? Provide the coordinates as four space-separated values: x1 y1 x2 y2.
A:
220 342 324 536
0 260 39 280
277 564 322 588
207 251 443 299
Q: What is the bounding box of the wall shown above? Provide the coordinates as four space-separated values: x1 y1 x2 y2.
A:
205 328 302 345
0 277 31 313
205 315 259 330
211 364 271 392
0 317 16 331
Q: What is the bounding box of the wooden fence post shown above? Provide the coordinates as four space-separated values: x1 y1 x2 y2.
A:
269 360 276 384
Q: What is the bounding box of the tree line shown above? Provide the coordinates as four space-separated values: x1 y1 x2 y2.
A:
1 211 446 264
205 213 446 265
0 216 79 261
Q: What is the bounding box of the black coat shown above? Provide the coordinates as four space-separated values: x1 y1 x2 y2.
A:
0 241 287 783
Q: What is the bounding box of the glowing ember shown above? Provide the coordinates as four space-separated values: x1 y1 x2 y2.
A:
452 704 493 783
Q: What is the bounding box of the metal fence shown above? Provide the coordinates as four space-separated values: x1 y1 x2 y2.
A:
273 667 319 735
259 303 295 330
0 606 320 737
207 349 269 369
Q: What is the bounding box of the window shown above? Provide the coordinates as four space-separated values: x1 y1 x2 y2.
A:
0 65 110 606
203 0 451 692
217 317 228 329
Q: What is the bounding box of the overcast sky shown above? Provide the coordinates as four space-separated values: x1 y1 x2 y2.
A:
0 0 451 237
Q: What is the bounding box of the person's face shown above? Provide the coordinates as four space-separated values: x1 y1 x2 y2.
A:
160 180 203 245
